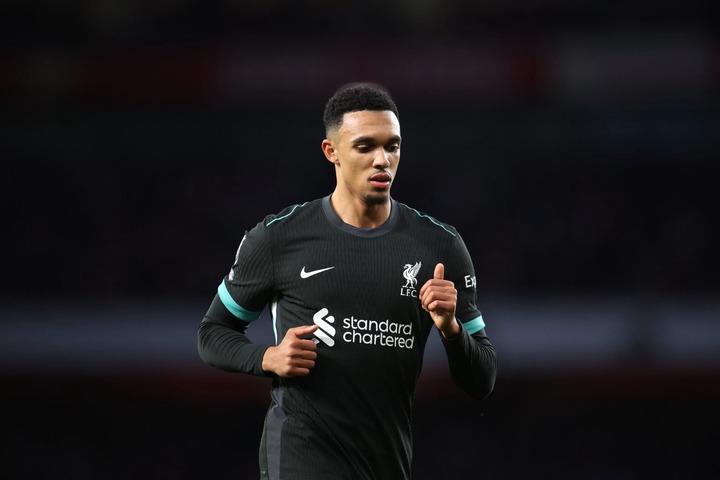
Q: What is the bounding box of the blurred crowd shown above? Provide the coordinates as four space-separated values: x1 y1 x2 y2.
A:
2 0 717 304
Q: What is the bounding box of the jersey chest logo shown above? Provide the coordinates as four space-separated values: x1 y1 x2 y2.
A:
300 266 335 278
310 308 415 350
312 308 336 347
400 261 422 298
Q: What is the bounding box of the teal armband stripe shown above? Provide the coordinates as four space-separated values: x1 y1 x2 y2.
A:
463 316 485 334
218 282 262 322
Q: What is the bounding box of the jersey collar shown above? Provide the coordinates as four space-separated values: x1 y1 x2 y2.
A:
322 195 399 238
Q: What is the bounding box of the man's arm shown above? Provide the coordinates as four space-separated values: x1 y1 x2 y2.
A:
420 263 497 400
197 294 270 375
198 294 320 378
440 327 497 400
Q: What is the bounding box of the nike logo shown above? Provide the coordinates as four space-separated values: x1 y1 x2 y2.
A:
300 266 335 278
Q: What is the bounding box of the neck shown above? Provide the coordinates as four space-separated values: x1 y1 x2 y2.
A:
329 189 392 229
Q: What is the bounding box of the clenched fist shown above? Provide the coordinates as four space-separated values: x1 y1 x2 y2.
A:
419 263 461 339
262 325 319 377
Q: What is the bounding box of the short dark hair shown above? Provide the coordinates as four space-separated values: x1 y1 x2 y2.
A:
323 82 399 133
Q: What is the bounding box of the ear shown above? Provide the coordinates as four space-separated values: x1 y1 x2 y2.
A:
322 139 339 165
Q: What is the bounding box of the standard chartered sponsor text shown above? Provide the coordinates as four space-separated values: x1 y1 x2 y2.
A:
342 316 414 349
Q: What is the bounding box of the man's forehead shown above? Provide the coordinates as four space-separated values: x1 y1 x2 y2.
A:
338 110 401 136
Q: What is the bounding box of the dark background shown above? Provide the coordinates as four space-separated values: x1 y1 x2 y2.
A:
2 1 719 478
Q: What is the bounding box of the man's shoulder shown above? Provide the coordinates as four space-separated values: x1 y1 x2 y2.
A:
262 198 323 228
395 201 459 238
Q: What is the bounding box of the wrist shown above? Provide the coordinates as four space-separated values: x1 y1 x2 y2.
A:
439 318 461 340
261 345 277 373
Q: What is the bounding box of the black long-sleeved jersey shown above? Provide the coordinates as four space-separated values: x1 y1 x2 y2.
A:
198 196 497 479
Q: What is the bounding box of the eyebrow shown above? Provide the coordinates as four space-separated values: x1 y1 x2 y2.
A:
351 135 402 145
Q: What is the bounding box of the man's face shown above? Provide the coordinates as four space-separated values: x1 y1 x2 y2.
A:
324 110 401 206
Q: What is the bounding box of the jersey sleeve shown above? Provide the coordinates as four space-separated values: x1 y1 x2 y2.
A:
439 231 497 400
198 294 270 375
197 219 276 376
445 233 485 334
217 219 275 323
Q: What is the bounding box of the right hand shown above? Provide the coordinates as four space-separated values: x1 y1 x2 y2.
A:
262 325 319 377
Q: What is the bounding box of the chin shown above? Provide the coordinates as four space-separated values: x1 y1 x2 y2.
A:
364 193 390 206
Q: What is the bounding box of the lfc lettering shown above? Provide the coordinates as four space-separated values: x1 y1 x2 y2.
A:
400 287 418 297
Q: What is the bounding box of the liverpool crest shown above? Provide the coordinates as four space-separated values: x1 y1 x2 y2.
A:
400 261 422 297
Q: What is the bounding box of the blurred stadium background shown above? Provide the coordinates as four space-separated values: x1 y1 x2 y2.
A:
1 1 719 478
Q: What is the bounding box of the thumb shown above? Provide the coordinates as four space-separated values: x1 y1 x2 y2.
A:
291 324 319 337
434 263 445 280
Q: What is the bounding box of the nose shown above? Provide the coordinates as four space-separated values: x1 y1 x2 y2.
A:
373 149 391 168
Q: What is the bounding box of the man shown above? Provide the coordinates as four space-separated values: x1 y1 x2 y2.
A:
198 82 497 479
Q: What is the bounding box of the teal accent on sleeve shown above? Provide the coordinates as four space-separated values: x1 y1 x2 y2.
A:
218 282 262 322
463 316 485 334
409 208 456 237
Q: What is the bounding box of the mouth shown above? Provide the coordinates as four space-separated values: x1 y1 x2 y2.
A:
369 172 392 189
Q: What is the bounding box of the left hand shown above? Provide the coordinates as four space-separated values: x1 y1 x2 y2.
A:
419 263 461 339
